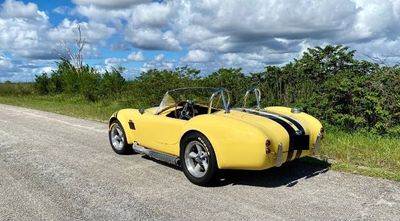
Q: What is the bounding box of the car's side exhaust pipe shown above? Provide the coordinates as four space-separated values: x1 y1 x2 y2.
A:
132 142 180 166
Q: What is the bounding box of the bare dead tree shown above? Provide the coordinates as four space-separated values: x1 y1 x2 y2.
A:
62 24 86 71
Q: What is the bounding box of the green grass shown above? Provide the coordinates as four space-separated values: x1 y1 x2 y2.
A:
321 127 400 181
0 95 126 122
0 95 399 181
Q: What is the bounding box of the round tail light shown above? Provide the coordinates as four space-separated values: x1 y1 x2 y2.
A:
265 139 272 154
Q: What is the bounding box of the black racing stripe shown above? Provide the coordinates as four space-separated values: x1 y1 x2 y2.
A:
262 111 307 159
243 109 300 162
264 111 305 135
261 111 307 159
244 109 297 137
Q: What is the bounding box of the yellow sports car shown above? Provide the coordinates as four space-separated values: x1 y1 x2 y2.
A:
109 87 324 186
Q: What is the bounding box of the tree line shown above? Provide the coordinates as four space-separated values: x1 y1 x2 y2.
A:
31 45 400 135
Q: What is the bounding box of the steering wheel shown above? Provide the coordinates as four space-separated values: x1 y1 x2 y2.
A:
179 100 195 120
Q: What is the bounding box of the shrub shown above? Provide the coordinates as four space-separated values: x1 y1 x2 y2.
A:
26 45 400 134
34 73 50 95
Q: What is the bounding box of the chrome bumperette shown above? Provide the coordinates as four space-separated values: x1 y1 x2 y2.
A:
275 143 283 167
313 133 322 155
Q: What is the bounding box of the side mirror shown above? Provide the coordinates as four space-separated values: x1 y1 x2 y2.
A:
138 108 145 114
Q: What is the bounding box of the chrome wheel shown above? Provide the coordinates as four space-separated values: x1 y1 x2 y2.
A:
110 124 125 151
184 140 209 178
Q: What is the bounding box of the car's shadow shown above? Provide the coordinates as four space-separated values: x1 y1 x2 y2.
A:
143 155 330 188
212 157 330 188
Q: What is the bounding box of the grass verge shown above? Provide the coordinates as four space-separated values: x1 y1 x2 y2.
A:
0 95 399 182
0 95 126 122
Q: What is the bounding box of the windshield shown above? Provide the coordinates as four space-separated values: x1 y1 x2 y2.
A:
156 87 230 114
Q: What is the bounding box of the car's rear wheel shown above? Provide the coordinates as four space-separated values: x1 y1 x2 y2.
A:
180 132 218 186
109 120 132 154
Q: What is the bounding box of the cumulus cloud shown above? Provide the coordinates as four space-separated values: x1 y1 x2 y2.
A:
48 19 115 44
127 51 145 61
0 54 15 71
0 0 52 59
72 0 150 9
0 0 117 81
105 57 127 65
1 0 46 19
75 4 132 26
0 0 114 60
2 0 400 81
131 2 171 27
124 28 181 51
182 50 212 63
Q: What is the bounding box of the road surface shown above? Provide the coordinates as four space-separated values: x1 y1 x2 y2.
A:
0 104 399 220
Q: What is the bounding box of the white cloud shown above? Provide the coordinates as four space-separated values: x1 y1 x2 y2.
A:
0 0 54 59
124 28 181 51
0 0 116 81
132 2 171 27
0 1 114 60
0 54 15 71
346 0 400 41
48 19 115 44
39 66 55 74
72 0 150 9
154 54 164 61
75 4 132 26
53 6 72 15
127 51 145 61
182 50 212 62
3 0 400 81
1 0 46 20
105 57 127 65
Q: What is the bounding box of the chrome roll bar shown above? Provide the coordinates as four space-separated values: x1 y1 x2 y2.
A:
243 87 261 109
208 88 230 114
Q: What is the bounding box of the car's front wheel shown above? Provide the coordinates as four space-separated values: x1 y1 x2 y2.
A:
180 132 218 186
109 120 132 154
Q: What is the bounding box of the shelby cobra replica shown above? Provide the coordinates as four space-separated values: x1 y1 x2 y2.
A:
109 87 324 185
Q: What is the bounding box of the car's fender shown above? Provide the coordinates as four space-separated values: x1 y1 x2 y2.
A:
180 113 282 170
109 109 142 144
264 106 323 147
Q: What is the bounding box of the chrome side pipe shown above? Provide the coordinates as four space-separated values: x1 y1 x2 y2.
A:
132 142 180 166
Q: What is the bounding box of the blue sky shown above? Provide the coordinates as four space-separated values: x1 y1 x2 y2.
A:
1 0 400 82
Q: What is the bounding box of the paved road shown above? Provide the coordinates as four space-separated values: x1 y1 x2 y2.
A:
0 104 399 221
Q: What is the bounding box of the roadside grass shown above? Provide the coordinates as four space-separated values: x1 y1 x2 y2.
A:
0 95 125 122
0 95 399 182
320 127 400 181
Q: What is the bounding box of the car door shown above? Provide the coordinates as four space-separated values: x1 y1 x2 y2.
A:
136 113 186 156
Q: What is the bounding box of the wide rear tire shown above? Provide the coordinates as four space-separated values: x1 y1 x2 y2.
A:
180 132 218 186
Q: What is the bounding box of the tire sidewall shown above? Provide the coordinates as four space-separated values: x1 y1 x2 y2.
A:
109 120 131 154
180 132 218 186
